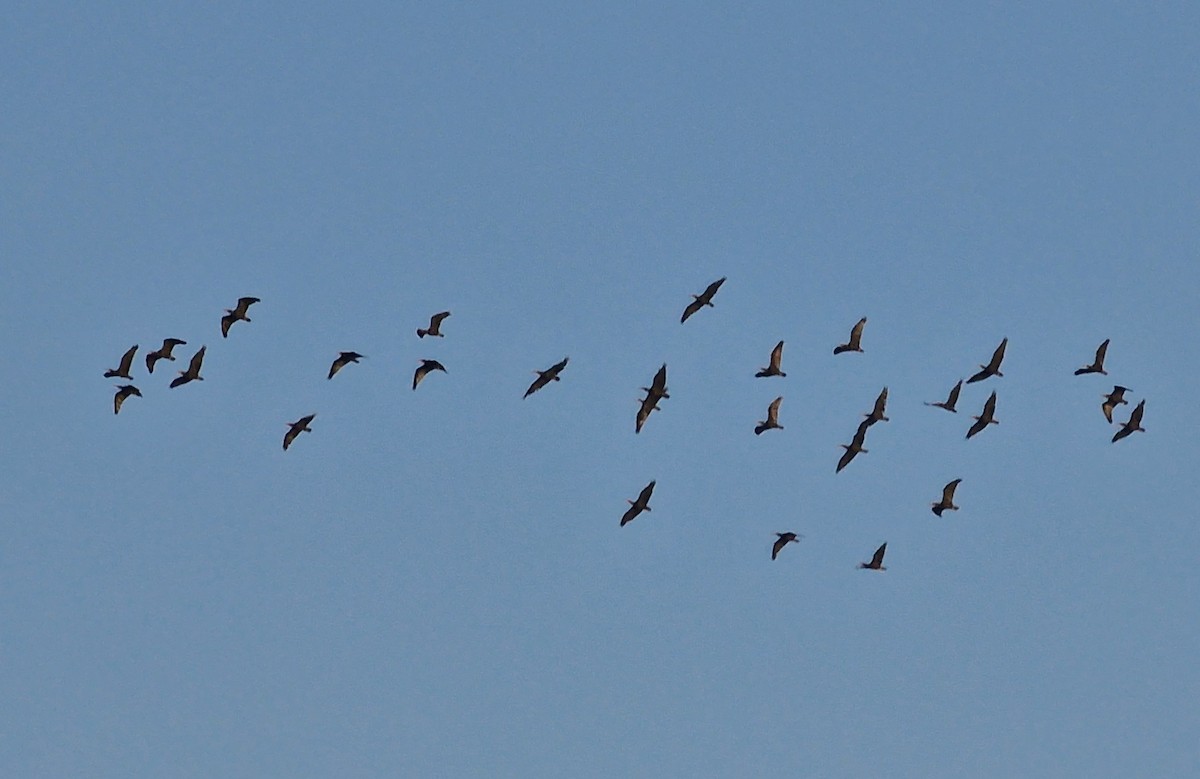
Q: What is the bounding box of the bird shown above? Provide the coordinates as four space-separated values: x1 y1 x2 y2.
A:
113 384 141 415
413 359 447 390
220 297 260 338
864 387 889 426
931 478 963 516
755 341 786 378
859 542 887 570
104 345 138 379
833 317 867 355
967 338 1008 383
680 277 726 323
417 311 451 338
772 532 802 560
754 396 784 435
1112 400 1145 443
1101 385 1131 424
620 480 656 526
1074 339 1110 376
635 364 669 433
836 419 870 472
966 390 998 439
283 414 316 450
145 338 186 374
169 346 206 388
328 351 364 380
925 380 963 413
524 357 569 398
646 364 669 399
635 392 661 434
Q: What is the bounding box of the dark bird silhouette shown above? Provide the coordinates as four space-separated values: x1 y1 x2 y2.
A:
113 384 141 415
145 338 186 374
413 359 446 390
833 317 867 355
755 396 784 435
635 392 660 434
864 387 889 426
328 351 364 380
680 277 726 323
220 297 260 338
1101 385 1131 424
966 390 998 439
1075 339 1110 376
859 542 887 571
1112 400 1145 443
635 364 669 433
836 420 870 472
283 414 316 450
104 345 138 379
524 357 569 398
620 480 656 526
931 478 963 516
925 380 963 413
417 311 451 338
967 338 1007 383
755 341 786 378
647 364 669 399
772 532 802 560
169 346 206 388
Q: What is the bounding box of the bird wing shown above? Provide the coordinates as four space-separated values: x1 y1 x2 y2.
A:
1101 400 1115 423
966 416 987 438
145 351 159 373
870 543 887 568
636 481 656 505
987 338 1008 371
283 425 300 450
236 297 260 314
620 504 640 526
1094 339 1109 366
680 298 703 323
220 313 235 337
431 311 450 326
118 345 138 374
982 391 997 418
946 380 962 407
413 364 429 389
1128 400 1145 427
328 356 346 379
848 318 866 348
851 419 870 448
836 446 856 472
187 346 206 376
872 387 888 417
943 479 961 503
701 277 725 300
766 396 782 423
524 373 550 398
651 365 668 394
770 341 784 369
772 536 787 560
966 366 989 383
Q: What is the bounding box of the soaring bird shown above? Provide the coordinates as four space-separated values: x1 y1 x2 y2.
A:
680 277 726 323
220 297 260 338
524 357 569 398
635 364 669 433
833 317 867 355
931 478 962 516
104 345 138 379
864 387 889 426
113 384 141 415
620 480 656 526
966 390 998 439
1112 400 1145 443
754 396 784 435
413 359 447 390
283 414 316 450
755 341 786 378
772 532 802 560
145 338 186 374
1075 339 1110 376
328 351 364 380
836 420 870 472
925 380 963 413
169 346 206 388
1101 385 1131 424
859 542 887 571
417 311 451 338
967 338 1007 383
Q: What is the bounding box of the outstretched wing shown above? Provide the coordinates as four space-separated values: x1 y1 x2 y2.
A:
870 543 887 568
942 479 962 504
680 298 703 323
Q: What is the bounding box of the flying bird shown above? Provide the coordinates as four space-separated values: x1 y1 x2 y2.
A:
145 338 186 374
104 345 138 379
620 480 656 526
524 357 569 398
113 384 141 415
680 277 726 323
967 338 1007 383
1101 385 1131 424
283 414 316 451
635 364 669 433
169 346 206 388
328 351 364 380
1111 400 1145 443
925 380 963 413
417 311 451 338
859 542 887 571
931 478 962 516
864 387 889 426
413 359 447 390
966 390 998 439
1074 339 1110 376
220 297 260 338
772 532 802 560
833 317 867 355
754 396 784 435
755 341 786 378
836 420 870 472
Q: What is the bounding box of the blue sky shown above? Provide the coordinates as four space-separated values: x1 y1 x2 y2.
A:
3 3 1198 776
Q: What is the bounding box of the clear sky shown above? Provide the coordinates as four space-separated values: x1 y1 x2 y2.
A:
3 3 1198 777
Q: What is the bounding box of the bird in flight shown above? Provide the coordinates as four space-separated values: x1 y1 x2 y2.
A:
755 340 786 378
524 357 569 398
417 311 451 338
104 345 138 379
113 384 141 415
859 542 887 570
864 387 889 426
680 277 726 323
966 390 998 439
931 478 962 516
833 317 867 355
413 359 447 390
1101 385 1130 424
635 364 669 433
1074 339 1110 376
836 419 870 472
967 338 1007 383
754 396 784 435
772 532 802 560
145 338 187 374
925 380 962 413
328 351 364 380
283 414 316 450
620 480 656 526
169 346 206 388
1111 400 1145 443
220 297 260 338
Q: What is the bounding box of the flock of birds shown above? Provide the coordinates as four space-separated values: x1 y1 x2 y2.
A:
104 283 1148 570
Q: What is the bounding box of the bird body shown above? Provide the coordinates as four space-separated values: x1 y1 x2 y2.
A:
169 346 206 388
859 542 887 570
283 414 316 450
1101 385 1130 423
113 384 141 414
220 297 259 338
104 345 138 379
413 359 447 390
1112 400 1145 443
967 338 1007 383
966 390 998 438
755 341 786 378
864 387 889 426
833 317 867 355
754 396 784 435
328 351 364 380
931 478 962 516
635 364 669 433
680 277 726 323
524 357 569 398
836 420 870 472
1075 339 1110 376
145 338 186 373
925 380 962 413
621 480 656 526
417 311 451 338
